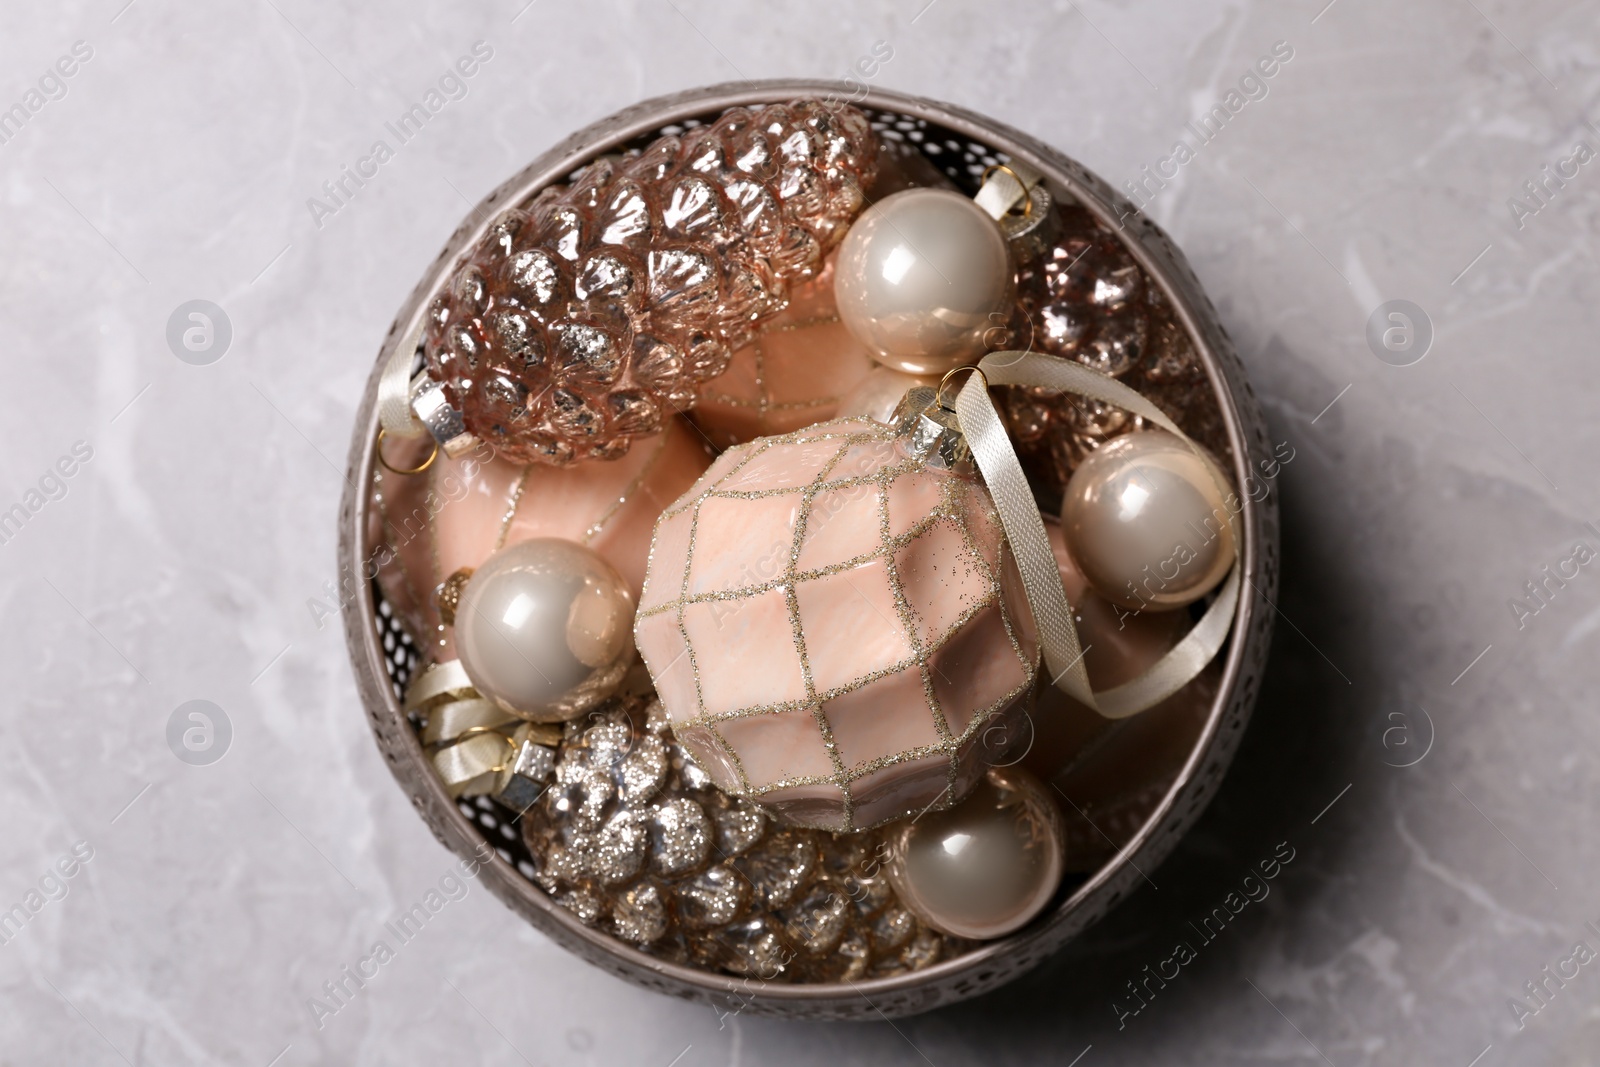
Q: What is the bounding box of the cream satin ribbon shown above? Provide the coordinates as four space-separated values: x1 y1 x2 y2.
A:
377 326 428 439
420 698 518 746
407 660 529 797
954 351 1242 719
433 729 520 798
974 159 1043 220
403 658 475 711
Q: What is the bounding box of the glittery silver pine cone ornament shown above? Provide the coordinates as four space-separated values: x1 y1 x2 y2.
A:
424 100 880 466
520 694 965 982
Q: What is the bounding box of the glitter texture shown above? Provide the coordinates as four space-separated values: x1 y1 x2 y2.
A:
520 696 966 981
634 416 1040 832
691 253 876 448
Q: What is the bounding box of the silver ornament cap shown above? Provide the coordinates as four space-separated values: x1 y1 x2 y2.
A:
410 372 481 457
998 183 1058 265
495 732 560 813
892 385 973 474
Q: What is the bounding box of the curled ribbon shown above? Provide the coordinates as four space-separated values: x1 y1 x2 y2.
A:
954 351 1242 719
973 158 1043 220
420 697 517 746
433 728 520 798
406 660 559 798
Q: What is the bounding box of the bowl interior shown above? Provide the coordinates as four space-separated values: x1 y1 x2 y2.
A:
345 81 1274 1020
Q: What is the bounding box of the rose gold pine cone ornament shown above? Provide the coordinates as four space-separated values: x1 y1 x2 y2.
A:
999 203 1226 494
422 101 880 466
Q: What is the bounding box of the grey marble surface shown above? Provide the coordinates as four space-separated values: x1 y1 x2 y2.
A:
2 0 1597 1063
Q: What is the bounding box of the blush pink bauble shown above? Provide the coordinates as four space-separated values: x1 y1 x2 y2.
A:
372 416 711 658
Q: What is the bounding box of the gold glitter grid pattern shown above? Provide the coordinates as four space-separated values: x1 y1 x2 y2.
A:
635 417 1040 832
697 314 849 417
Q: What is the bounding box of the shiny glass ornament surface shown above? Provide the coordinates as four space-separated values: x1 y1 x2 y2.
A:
1060 430 1235 611
424 100 879 465
834 188 1014 375
1049 517 1185 691
1017 518 1203 783
885 766 1065 940
689 141 963 447
349 84 1278 1020
692 253 876 447
996 202 1229 497
371 417 711 653
455 539 635 721
634 417 1039 832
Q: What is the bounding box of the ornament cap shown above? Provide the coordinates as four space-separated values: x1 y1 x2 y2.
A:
998 184 1058 264
892 386 973 475
410 374 481 457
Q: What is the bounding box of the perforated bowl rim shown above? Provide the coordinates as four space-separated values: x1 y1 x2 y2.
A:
338 78 1280 1021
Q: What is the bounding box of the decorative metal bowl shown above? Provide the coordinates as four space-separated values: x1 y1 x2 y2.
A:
338 79 1279 1020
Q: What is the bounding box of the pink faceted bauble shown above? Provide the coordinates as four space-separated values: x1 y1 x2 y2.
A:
634 417 1040 832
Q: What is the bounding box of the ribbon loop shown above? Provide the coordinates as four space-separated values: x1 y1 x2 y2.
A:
955 351 1241 719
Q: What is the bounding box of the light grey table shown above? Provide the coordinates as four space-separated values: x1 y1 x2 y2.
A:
1 1 1593 1063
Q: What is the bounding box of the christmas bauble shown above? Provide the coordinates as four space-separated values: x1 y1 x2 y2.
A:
1060 430 1234 611
423 100 879 466
1050 517 1186 689
371 417 711 652
455 539 634 722
834 188 1014 375
885 766 1065 939
1018 518 1188 781
692 253 876 448
634 415 1040 832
